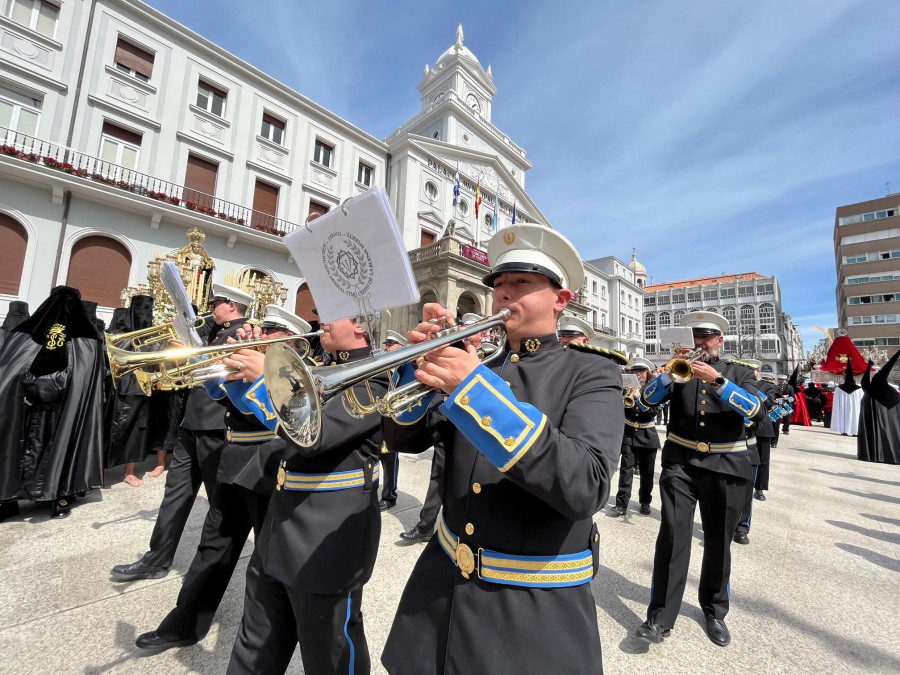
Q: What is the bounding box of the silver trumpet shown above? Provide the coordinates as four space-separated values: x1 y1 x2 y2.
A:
263 309 510 447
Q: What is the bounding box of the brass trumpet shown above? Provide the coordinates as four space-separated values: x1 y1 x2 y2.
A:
622 373 642 407
263 310 511 447
104 312 213 350
108 331 321 395
664 346 708 384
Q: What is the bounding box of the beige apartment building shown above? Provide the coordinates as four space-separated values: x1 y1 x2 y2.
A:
834 195 900 348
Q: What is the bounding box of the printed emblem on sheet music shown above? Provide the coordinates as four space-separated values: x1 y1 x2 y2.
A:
322 232 374 298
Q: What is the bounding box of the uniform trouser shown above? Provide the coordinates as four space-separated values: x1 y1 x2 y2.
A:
647 462 747 629
227 549 369 675
735 466 759 537
616 445 658 510
781 416 791 434
754 437 771 491
771 423 780 445
381 451 399 503
141 429 224 568
156 482 270 641
415 444 444 532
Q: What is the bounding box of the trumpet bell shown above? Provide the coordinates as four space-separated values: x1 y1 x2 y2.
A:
263 343 323 447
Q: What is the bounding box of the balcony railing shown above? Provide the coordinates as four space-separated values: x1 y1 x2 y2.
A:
0 127 299 236
594 323 617 337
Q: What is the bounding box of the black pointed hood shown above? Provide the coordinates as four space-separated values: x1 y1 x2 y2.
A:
109 307 130 334
788 365 800 389
2 301 30 330
869 349 900 409
128 295 154 331
861 360 873 390
838 358 860 393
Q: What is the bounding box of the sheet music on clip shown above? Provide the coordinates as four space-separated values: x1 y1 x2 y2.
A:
283 188 420 323
161 261 203 347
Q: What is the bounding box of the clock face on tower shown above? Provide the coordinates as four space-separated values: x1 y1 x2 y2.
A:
466 93 481 113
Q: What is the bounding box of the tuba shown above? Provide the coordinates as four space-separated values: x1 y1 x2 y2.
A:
263 310 510 447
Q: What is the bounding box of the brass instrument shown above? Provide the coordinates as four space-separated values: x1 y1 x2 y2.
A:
108 331 321 395
104 312 212 350
664 346 708 384
622 373 641 407
263 310 511 447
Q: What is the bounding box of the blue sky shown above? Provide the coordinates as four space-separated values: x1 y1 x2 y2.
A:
146 0 900 350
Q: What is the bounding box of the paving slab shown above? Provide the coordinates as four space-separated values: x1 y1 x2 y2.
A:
1 426 897 674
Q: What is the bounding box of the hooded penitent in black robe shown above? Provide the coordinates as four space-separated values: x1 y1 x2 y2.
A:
0 286 106 502
0 301 30 352
106 295 157 468
858 351 900 465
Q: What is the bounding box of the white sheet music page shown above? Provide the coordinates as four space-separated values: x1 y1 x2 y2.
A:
282 188 420 323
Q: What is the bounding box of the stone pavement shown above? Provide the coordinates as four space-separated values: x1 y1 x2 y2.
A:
0 424 898 674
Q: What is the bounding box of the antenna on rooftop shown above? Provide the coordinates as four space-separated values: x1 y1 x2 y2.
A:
887 181 892 195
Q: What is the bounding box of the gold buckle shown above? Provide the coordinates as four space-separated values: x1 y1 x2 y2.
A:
457 543 476 578
696 442 710 453
276 465 286 490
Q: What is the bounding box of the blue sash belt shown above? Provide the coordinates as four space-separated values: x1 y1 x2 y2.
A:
437 516 594 588
276 461 381 492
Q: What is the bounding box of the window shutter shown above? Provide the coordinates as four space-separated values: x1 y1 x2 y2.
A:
115 38 154 79
65 236 131 307
0 214 27 295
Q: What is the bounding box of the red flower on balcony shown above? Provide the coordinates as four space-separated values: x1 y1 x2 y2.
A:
1 145 23 158
166 196 180 205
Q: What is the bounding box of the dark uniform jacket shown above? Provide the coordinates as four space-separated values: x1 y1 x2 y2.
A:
754 380 777 438
775 382 795 401
205 376 285 495
643 357 765 480
180 319 244 431
623 402 661 450
381 334 623 675
255 347 388 595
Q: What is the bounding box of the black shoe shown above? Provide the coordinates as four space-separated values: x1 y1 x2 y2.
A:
753 490 766 501
733 532 749 545
770 443 777 448
783 430 789 435
51 499 70 519
635 620 668 644
704 616 731 646
0 501 20 523
110 559 170 582
399 526 433 543
379 499 396 512
610 504 626 517
135 631 197 652
639 504 651 515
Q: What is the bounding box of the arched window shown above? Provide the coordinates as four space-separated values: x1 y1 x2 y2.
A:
644 313 657 339
673 309 685 324
0 213 27 295
65 235 131 307
740 304 756 335
658 311 671 328
456 292 478 322
759 302 776 333
419 290 438 317
721 306 736 329
294 282 316 321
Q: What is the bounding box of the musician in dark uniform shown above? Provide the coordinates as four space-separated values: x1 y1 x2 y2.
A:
379 330 407 512
752 371 776 502
227 315 388 675
771 374 794 446
110 283 250 581
557 313 594 347
636 310 765 648
734 360 771 545
613 357 660 516
380 224 624 674
134 306 310 652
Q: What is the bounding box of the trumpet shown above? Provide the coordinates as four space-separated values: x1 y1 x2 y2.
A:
107 331 321 395
104 312 213 350
263 310 511 447
622 373 642 407
664 346 709 384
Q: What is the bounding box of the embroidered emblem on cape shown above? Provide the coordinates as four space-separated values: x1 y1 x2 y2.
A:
46 324 66 350
322 232 373 298
524 338 541 352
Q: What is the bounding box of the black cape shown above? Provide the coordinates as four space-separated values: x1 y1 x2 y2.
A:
857 351 900 465
0 301 30 352
0 287 106 502
106 296 157 467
